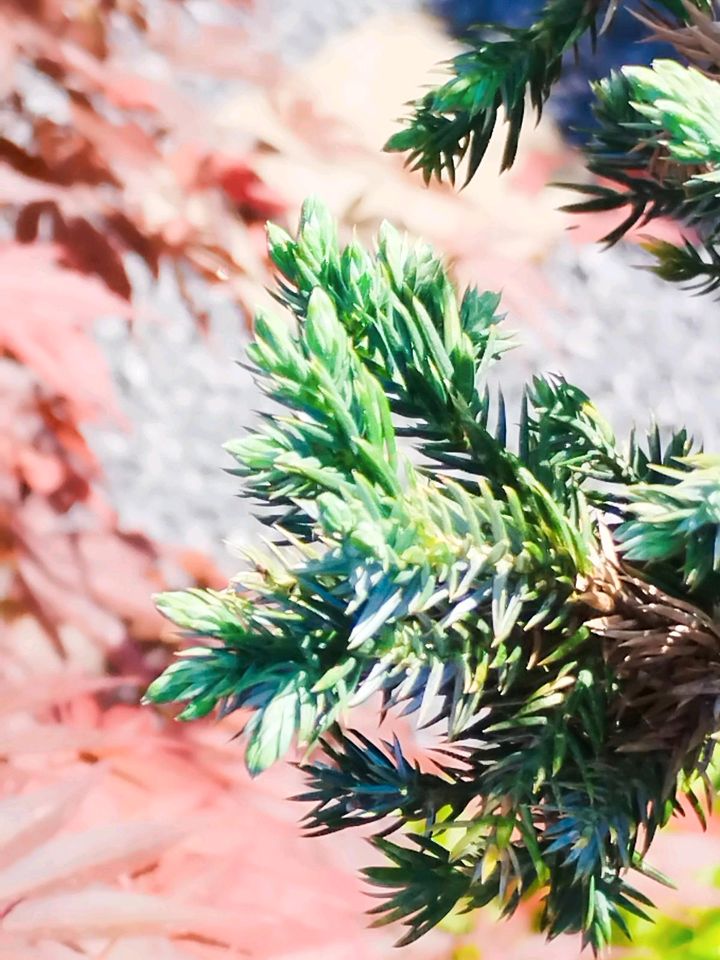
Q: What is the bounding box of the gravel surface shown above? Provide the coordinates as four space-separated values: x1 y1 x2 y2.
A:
90 265 258 571
543 243 720 448
497 242 720 451
89 2 720 572
236 0 422 64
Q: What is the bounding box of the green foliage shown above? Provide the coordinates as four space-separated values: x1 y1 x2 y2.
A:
621 906 720 959
385 1 720 295
564 60 720 244
384 1 711 185
640 236 720 294
385 0 608 184
146 201 720 952
617 454 720 595
562 53 720 291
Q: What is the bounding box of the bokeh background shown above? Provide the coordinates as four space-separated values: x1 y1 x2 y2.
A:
1 1 720 958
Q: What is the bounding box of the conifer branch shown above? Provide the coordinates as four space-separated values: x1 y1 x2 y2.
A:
383 1 710 186
562 59 720 239
146 202 720 951
385 0 611 184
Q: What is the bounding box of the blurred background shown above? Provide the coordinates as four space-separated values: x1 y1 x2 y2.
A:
1 1 719 958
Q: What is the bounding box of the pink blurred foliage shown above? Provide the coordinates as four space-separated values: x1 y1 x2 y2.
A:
0 665 464 959
0 665 715 960
0 0 286 663
0 240 186 661
0 0 287 316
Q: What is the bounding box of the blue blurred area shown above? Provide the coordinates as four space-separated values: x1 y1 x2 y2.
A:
432 0 537 28
430 1 675 143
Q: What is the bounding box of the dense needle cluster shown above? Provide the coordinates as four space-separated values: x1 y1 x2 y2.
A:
386 0 720 290
146 199 720 951
566 57 720 287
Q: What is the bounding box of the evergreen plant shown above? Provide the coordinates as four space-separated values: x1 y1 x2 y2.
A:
146 1 720 949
